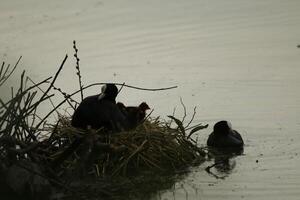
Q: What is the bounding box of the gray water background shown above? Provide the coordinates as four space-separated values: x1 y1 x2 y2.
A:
1 1 300 199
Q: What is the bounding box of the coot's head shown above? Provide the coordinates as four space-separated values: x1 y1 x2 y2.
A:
213 120 232 135
136 102 150 121
138 102 150 112
98 84 118 102
116 102 150 129
117 102 150 116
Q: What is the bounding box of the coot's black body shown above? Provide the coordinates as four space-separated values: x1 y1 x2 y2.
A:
207 121 244 148
71 84 128 132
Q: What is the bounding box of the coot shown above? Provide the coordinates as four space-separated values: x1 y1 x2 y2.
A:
207 121 244 148
117 102 150 129
71 84 128 132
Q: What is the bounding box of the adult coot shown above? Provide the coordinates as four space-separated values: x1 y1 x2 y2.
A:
117 102 150 129
207 121 244 148
71 84 128 132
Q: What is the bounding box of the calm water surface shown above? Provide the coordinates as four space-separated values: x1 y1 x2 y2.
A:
1 1 300 199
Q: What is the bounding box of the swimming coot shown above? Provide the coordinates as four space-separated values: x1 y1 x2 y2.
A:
207 121 244 148
71 84 128 132
117 102 150 129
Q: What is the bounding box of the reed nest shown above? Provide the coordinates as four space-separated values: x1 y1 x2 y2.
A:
0 42 208 199
47 114 207 178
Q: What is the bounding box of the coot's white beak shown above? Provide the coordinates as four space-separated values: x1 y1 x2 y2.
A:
98 93 105 100
98 84 107 100
227 121 232 130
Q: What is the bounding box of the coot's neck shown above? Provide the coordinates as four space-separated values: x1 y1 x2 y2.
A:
98 94 116 104
214 128 230 136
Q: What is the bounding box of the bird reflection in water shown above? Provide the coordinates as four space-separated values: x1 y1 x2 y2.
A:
205 147 244 179
205 120 244 179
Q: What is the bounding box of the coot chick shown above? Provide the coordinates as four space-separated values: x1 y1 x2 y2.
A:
117 102 150 129
207 121 244 148
71 84 128 132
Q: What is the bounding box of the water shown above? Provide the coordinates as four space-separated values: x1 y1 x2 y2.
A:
1 0 300 199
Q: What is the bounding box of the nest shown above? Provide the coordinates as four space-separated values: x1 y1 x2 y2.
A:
0 42 208 199
46 115 207 178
